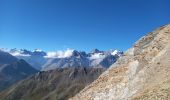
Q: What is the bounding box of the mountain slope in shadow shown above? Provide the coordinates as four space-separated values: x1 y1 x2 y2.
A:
0 67 105 100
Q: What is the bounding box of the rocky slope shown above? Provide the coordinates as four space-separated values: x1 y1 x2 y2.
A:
0 67 105 100
71 24 170 100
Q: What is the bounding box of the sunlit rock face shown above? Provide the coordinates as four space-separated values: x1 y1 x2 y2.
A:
71 24 170 100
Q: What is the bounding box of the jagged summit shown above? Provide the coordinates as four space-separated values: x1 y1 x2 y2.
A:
91 49 103 54
43 49 122 70
71 24 170 100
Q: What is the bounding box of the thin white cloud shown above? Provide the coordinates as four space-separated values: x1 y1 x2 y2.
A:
45 49 74 58
10 52 31 57
45 52 58 58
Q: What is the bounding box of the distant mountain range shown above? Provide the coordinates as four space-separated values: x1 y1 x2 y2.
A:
1 48 123 71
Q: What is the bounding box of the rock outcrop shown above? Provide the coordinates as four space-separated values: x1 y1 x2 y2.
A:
71 24 170 100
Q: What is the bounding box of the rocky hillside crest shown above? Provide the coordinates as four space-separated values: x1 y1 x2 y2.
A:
71 24 170 100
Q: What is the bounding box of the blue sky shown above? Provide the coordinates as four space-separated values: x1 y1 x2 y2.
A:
0 0 170 52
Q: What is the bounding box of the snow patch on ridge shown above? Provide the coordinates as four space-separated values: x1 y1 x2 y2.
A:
111 50 118 56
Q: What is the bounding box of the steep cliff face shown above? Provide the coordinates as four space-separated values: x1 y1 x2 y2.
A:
71 24 170 100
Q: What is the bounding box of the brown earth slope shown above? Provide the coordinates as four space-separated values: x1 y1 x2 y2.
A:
71 24 170 100
0 67 105 100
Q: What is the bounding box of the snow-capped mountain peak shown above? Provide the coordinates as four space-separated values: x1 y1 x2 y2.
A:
1 48 123 70
7 48 31 56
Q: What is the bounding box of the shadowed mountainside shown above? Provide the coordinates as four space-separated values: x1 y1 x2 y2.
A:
0 67 105 100
0 51 38 91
